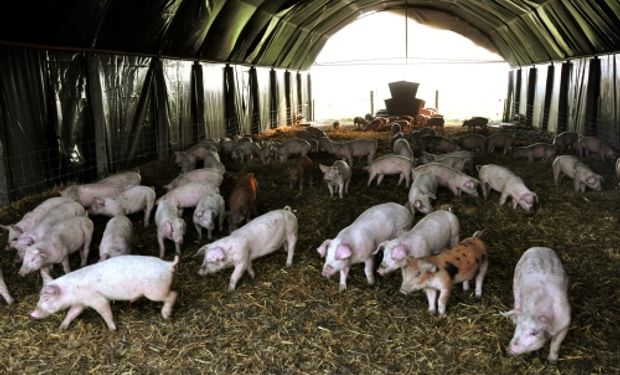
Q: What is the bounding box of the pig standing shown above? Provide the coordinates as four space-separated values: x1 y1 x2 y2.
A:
158 182 219 210
19 216 94 277
502 247 571 364
400 231 488 315
552 131 578 152
486 133 515 155
512 143 556 162
576 136 617 161
454 133 486 154
163 168 224 191
288 156 314 191
60 183 128 208
227 173 258 232
275 139 312 162
412 163 479 197
193 192 226 240
155 200 186 258
89 185 156 227
375 209 459 275
552 155 603 193
365 154 414 187
99 215 133 261
393 138 413 160
462 117 488 132
319 138 377 167
407 172 438 215
478 164 538 213
197 207 298 291
97 170 141 187
0 267 13 304
319 160 351 199
317 202 413 292
30 255 179 331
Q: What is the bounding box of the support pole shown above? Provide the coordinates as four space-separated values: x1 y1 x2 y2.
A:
370 90 375 116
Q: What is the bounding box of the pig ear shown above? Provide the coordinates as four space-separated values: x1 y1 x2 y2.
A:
42 284 60 295
373 241 386 255
414 200 422 209
392 245 407 261
317 240 330 258
335 244 352 260
537 315 551 328
93 197 104 207
206 247 225 262
319 164 328 173
195 210 204 218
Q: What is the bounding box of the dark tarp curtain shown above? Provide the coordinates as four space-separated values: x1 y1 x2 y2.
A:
249 67 261 134
526 67 537 126
585 57 601 136
192 62 206 141
224 64 240 136
556 62 572 133
269 68 278 129
567 58 590 136
598 54 620 147
541 64 554 130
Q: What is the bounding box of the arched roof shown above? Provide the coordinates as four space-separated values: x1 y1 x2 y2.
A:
0 0 618 70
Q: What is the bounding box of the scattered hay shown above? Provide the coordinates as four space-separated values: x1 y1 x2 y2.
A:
0 124 618 374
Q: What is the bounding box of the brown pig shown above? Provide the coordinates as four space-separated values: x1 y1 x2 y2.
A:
228 173 258 232
400 231 489 315
288 156 314 191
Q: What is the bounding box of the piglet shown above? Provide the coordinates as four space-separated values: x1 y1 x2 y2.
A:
196 206 298 291
30 255 179 331
228 173 258 232
319 160 351 199
485 133 515 155
155 200 186 258
60 183 127 208
512 143 556 162
502 247 571 365
276 139 312 162
552 155 603 192
99 216 133 261
19 216 94 277
89 185 156 227
552 132 578 152
97 170 141 187
478 164 538 213
392 138 413 160
407 172 438 214
317 202 413 292
193 192 226 240
576 136 617 161
0 267 14 304
412 163 479 197
400 231 488 315
365 154 414 187
163 168 224 191
288 156 314 191
158 182 219 210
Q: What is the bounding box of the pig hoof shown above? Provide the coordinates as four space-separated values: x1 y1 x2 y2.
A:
59 324 70 330
546 357 559 366
338 284 347 293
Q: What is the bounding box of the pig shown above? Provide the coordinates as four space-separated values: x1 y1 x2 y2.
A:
60 183 128 208
0 267 14 304
89 185 156 227
552 131 578 152
485 133 515 155
275 139 312 162
418 151 474 168
155 199 186 258
353 116 368 130
319 138 378 167
502 247 571 364
227 173 258 232
462 116 488 132
426 116 445 131
365 154 414 187
390 122 401 135
317 202 413 292
196 207 298 291
30 255 179 331
392 138 413 160
422 154 471 173
576 136 617 161
219 139 236 160
419 136 460 153
412 163 479 197
375 209 459 275
407 172 438 214
552 155 603 193
478 164 538 213
176 152 197 172
19 216 94 277
163 168 224 191
231 142 261 163
1 196 73 250
97 170 141 187
390 132 405 147
193 192 226 240
288 156 314 191
201 150 226 172
306 126 327 139
319 160 351 199
400 231 488 315
158 182 219 210
454 133 486 154
12 201 86 261
512 143 556 162
99 216 133 261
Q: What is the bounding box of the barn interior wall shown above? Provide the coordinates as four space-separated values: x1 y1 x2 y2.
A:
0 46 312 205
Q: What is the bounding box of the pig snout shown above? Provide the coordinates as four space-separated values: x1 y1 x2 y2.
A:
30 308 49 319
377 267 387 276
399 288 410 295
322 265 336 278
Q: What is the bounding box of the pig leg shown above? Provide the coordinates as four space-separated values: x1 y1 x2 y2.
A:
0 278 13 304
174 240 182 255
158 235 166 258
475 258 489 297
376 174 385 186
89 297 117 331
363 258 375 286
194 224 203 241
327 183 334 198
338 184 344 199
61 258 72 274
437 287 452 315
425 288 438 314
228 263 248 291
144 199 155 227
462 281 470 291
345 178 350 193
80 232 92 267
547 326 569 365
246 260 255 279
367 172 376 186
553 167 562 186
59 305 85 330
481 182 490 199
499 191 509 205
207 228 213 241
160 291 178 320
338 267 350 292
218 207 226 232
285 233 297 267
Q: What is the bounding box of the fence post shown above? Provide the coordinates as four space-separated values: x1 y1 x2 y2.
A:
370 90 374 115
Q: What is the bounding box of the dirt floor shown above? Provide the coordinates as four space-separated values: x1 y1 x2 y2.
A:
0 124 619 374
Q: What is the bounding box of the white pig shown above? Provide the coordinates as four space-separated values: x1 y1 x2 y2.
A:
196 207 298 291
99 216 133 261
163 168 224 191
319 160 352 199
155 200 186 258
275 139 312 162
19 216 94 277
407 172 438 215
374 209 459 275
412 163 479 197
89 185 156 227
552 155 603 193
0 267 14 304
317 202 413 292
157 182 219 210
365 154 414 187
392 138 413 160
30 255 179 331
97 170 141 187
502 247 571 364
193 192 226 240
60 183 128 207
478 164 538 213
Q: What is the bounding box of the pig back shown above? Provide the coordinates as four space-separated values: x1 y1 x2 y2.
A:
515 247 568 289
344 203 412 246
233 209 298 259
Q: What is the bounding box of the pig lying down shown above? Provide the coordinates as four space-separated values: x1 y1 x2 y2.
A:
502 247 570 365
196 207 298 291
30 255 179 331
